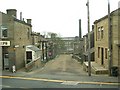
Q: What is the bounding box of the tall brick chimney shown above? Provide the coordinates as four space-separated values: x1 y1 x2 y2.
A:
6 9 17 17
79 19 82 39
20 12 22 20
27 19 32 24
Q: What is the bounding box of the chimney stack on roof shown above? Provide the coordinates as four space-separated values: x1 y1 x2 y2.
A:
27 19 32 24
6 9 17 18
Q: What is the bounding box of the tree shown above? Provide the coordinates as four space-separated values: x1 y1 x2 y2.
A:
45 32 65 54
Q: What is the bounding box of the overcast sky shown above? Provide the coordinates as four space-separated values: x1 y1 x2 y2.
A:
0 0 120 37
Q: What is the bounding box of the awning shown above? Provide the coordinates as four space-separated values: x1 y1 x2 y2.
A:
26 45 40 51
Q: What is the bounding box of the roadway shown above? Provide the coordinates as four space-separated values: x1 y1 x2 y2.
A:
1 54 119 89
1 76 119 88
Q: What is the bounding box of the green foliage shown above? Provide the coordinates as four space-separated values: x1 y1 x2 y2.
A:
46 32 65 53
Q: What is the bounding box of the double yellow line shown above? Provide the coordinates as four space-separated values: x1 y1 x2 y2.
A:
0 75 119 86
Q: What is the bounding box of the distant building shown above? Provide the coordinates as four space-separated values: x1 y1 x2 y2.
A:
31 32 48 62
83 29 95 62
61 37 75 53
47 34 63 59
31 32 41 48
73 36 84 54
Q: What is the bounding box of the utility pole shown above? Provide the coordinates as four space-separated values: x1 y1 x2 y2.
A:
86 0 91 76
108 0 112 76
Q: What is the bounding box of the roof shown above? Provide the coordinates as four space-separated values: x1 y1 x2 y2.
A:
26 45 40 51
14 18 32 27
61 37 75 40
0 10 32 27
94 8 120 24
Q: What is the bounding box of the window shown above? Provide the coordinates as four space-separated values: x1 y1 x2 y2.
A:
1 26 8 38
101 27 104 39
98 27 101 40
26 51 32 63
105 48 108 59
98 47 100 58
27 28 30 39
91 52 95 61
96 29 97 41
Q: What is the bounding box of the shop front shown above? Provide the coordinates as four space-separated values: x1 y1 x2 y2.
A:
0 41 10 70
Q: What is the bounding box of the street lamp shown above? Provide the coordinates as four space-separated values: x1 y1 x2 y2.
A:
86 0 91 76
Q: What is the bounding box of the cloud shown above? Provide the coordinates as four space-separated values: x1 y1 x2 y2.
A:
0 0 119 37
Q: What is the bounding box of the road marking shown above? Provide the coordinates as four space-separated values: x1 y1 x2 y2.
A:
61 81 79 85
0 75 119 86
0 76 64 83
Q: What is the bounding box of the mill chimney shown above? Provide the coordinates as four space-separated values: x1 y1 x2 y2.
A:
79 19 82 39
20 12 22 20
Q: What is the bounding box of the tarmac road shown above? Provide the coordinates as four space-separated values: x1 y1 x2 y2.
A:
1 76 119 88
21 54 119 84
1 54 119 89
28 54 87 75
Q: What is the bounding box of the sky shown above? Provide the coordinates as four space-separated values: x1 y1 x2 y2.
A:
0 0 120 37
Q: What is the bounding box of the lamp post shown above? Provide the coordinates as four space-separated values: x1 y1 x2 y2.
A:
86 0 91 76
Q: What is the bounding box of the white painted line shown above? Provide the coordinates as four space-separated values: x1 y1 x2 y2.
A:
61 81 79 85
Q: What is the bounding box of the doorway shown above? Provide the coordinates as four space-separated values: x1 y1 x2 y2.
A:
2 47 9 70
101 48 104 65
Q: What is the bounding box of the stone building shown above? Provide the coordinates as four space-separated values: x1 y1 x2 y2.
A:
0 12 3 70
82 27 96 73
25 32 45 71
61 37 75 53
31 32 41 48
83 28 95 62
94 8 120 75
0 9 33 71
